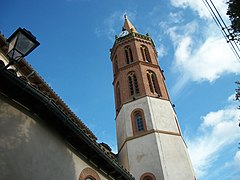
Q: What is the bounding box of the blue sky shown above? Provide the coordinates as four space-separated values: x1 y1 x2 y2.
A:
1 0 240 179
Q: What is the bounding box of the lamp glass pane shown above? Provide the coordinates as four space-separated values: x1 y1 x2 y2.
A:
8 35 18 54
15 33 35 55
7 49 22 61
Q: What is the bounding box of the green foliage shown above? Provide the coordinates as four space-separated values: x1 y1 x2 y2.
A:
227 0 240 35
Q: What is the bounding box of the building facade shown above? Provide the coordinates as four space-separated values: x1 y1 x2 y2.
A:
110 16 195 180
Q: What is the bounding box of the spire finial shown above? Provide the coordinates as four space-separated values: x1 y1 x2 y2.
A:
122 15 138 33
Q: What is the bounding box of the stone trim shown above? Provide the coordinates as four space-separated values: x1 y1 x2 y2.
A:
118 129 181 154
79 167 100 180
115 96 170 118
140 172 156 180
131 108 147 136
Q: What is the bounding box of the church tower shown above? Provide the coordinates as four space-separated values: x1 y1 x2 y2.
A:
110 16 195 180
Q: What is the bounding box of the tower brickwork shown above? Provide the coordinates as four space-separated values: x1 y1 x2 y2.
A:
110 16 195 180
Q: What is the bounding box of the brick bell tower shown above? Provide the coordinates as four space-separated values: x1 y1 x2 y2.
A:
110 16 195 180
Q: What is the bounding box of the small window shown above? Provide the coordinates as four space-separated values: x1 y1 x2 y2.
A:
124 46 133 64
140 45 151 62
135 112 144 132
131 109 146 135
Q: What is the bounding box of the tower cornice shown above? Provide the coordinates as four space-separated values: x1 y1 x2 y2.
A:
110 32 156 60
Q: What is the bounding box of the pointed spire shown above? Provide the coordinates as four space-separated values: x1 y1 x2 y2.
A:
123 14 138 33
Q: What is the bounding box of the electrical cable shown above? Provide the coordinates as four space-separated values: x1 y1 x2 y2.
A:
202 0 240 63
209 0 240 57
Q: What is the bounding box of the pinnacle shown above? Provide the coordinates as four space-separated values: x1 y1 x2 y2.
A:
122 15 138 33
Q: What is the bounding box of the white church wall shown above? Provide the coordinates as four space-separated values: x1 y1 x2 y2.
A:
156 133 195 180
126 133 165 179
116 96 195 179
117 144 130 171
116 106 127 151
116 97 180 146
116 97 154 148
0 97 107 180
147 97 180 133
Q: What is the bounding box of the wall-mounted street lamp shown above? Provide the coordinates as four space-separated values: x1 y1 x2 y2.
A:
1 27 40 70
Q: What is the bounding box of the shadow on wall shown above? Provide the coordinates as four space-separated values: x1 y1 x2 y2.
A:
0 99 76 180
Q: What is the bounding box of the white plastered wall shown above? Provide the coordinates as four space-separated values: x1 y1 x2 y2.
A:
126 133 165 179
155 133 195 180
116 96 195 179
116 97 180 149
0 97 108 180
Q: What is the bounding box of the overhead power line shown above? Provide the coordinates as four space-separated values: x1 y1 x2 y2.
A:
202 0 240 63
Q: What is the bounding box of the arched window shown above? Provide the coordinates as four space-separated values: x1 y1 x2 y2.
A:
147 71 161 96
131 109 146 135
116 82 121 109
79 167 100 180
143 176 153 180
140 45 151 62
128 72 139 96
85 176 96 180
124 46 133 64
140 172 156 180
135 112 144 132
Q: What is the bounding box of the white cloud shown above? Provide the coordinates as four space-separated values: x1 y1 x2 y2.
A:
166 18 240 95
174 30 240 82
167 21 198 43
234 151 240 166
196 39 236 80
223 151 240 179
228 93 237 102
153 1 240 97
156 43 167 58
170 0 228 20
168 12 184 24
186 96 240 177
166 18 240 81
